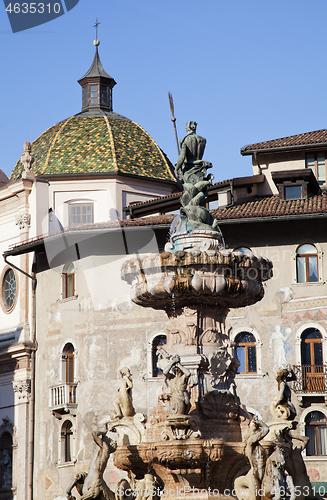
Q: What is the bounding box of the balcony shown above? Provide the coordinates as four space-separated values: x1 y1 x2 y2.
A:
49 382 77 418
292 365 327 401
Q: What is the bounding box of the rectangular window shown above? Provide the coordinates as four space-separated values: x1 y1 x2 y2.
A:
285 186 302 200
90 85 98 104
69 203 94 226
306 153 326 185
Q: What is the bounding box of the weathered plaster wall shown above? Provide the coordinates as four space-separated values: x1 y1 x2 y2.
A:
34 252 169 499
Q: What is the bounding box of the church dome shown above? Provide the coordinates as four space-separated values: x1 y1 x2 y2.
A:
10 114 175 183
10 43 176 185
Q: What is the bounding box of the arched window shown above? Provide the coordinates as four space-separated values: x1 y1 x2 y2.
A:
0 432 12 490
61 420 73 463
236 332 257 374
152 334 167 377
1 267 18 313
305 411 327 456
62 263 75 299
63 343 75 403
301 328 324 391
296 244 318 283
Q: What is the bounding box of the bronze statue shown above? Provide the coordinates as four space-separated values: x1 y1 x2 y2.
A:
172 122 219 233
66 431 117 500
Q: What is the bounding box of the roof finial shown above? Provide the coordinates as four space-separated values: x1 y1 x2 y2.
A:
93 18 100 46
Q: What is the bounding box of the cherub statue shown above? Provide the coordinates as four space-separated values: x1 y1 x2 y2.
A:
66 431 117 500
111 367 135 419
163 354 191 415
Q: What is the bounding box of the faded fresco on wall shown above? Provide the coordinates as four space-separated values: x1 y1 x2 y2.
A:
269 325 292 369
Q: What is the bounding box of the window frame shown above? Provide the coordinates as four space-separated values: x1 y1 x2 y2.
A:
62 263 75 300
146 332 168 379
292 241 323 285
68 202 94 227
58 419 76 466
0 266 18 314
296 244 319 283
231 328 263 378
306 152 326 186
235 332 257 374
305 411 327 456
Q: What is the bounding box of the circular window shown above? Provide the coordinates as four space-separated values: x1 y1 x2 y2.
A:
1 268 17 313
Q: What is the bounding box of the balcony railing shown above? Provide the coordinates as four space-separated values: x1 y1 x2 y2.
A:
292 364 327 393
49 382 77 416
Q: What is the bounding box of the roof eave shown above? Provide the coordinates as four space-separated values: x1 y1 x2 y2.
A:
241 142 327 156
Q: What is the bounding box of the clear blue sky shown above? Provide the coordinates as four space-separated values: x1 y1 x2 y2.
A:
1 0 327 182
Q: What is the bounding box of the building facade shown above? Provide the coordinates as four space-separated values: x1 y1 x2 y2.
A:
2 41 327 500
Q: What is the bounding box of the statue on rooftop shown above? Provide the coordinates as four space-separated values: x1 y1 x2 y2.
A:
20 141 35 180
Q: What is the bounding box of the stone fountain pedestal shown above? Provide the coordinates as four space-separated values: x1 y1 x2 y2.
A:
116 242 273 498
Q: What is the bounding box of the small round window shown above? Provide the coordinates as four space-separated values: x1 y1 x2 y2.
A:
2 268 17 312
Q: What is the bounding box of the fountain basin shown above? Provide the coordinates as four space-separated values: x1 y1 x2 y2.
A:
121 249 273 311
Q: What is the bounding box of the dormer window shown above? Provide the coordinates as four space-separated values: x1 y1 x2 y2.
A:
271 169 321 200
306 153 326 186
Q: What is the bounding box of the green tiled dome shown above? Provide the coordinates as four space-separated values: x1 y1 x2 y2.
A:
10 115 176 183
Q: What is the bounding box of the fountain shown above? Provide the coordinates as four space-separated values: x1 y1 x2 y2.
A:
66 122 316 500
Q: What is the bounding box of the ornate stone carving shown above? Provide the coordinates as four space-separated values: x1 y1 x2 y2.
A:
106 413 146 446
199 391 240 421
15 213 31 230
20 141 35 180
161 415 201 441
13 379 31 401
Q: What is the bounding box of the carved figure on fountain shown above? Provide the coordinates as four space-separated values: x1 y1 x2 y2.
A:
111 367 136 420
270 365 297 422
66 431 117 500
207 343 240 393
234 416 269 500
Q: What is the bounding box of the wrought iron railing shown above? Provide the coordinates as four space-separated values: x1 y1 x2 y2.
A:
292 364 327 393
49 382 77 409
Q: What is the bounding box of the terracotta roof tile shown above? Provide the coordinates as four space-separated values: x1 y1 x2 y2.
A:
213 192 327 220
242 130 327 153
7 193 327 254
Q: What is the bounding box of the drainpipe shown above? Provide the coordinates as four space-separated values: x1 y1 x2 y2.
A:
3 254 37 500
